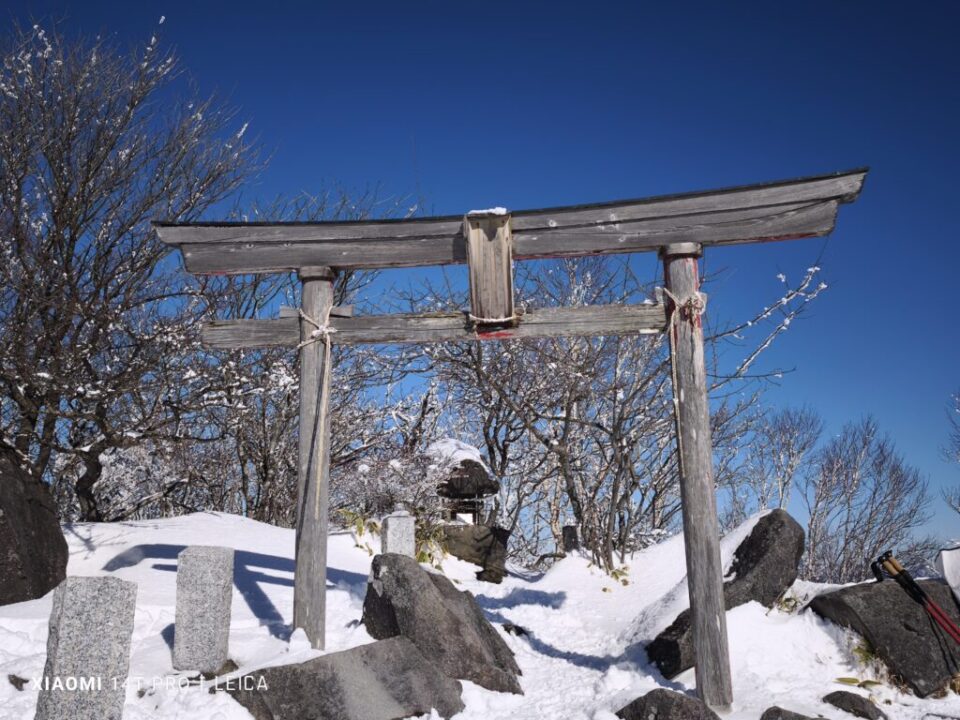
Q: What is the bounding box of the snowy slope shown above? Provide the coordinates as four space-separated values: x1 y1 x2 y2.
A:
0 512 958 719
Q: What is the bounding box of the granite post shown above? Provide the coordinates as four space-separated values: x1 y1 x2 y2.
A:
381 510 416 558
35 576 137 720
172 546 234 673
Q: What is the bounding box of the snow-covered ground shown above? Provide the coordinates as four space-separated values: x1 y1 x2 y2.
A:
1 512 958 719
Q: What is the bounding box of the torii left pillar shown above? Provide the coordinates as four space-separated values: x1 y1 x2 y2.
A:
294 265 336 648
661 243 732 709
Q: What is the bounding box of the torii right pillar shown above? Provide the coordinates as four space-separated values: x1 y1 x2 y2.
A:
661 242 733 710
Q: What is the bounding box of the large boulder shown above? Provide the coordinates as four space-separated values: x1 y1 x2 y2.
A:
822 690 887 720
810 578 960 697
226 636 464 720
362 553 522 694
615 688 720 719
0 455 68 605
442 524 510 583
646 510 805 677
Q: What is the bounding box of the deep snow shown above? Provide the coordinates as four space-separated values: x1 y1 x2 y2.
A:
1 512 958 719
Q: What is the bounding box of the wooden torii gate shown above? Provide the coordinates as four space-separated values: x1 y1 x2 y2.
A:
155 168 866 708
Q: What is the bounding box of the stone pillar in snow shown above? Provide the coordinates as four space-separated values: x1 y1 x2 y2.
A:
381 510 416 558
35 576 137 720
173 545 234 673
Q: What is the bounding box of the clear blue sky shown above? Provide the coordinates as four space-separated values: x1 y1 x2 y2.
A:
8 1 959 537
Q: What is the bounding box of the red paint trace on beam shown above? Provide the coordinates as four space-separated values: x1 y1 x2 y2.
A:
474 330 516 340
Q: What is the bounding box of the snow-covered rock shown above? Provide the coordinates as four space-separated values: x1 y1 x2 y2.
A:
643 510 805 678
226 636 464 720
442 524 510 583
362 553 521 694
615 688 719 719
810 577 960 697
822 690 888 719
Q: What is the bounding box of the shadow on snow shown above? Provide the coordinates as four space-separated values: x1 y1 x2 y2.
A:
103 543 367 642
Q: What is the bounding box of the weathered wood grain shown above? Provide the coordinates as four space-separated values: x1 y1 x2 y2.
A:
514 200 836 260
464 214 515 324
155 168 865 244
202 318 300 348
174 201 838 274
510 169 864 231
157 169 866 274
661 245 732 709
293 267 335 650
200 303 668 348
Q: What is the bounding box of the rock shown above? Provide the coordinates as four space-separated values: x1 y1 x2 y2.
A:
810 577 960 697
502 622 529 637
35 576 137 720
362 553 522 694
442 524 510 583
822 690 887 719
173 546 234 673
381 510 416 557
759 707 817 720
615 688 720 719
646 510 805 677
227 636 464 720
0 455 68 605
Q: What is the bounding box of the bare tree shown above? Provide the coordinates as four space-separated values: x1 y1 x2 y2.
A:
409 258 829 572
722 406 823 528
800 416 935 582
0 23 257 518
944 390 960 515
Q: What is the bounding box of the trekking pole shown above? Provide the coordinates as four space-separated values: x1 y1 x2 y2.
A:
872 551 960 645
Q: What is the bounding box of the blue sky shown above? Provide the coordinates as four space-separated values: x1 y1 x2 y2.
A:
8 1 959 536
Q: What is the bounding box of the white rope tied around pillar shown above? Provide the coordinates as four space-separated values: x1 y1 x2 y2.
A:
660 286 707 481
660 286 707 325
296 307 338 350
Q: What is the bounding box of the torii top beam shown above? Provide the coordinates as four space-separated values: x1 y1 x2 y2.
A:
154 169 867 275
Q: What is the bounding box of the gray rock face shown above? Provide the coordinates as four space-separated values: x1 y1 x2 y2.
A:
0 455 67 605
615 688 720 719
759 707 817 720
442 524 510 583
35 576 137 720
362 553 522 694
646 509 805 677
822 690 888 719
226 636 464 720
173 545 234 673
810 578 960 697
381 510 416 557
